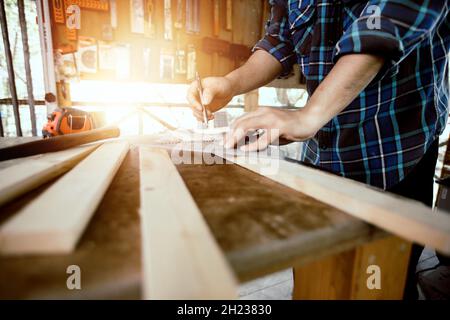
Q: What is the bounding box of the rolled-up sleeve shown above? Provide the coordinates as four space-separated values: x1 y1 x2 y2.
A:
334 0 448 78
253 0 296 78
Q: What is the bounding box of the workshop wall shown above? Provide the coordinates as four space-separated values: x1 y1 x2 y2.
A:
50 0 273 85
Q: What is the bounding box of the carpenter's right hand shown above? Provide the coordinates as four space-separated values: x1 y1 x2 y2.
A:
187 76 235 121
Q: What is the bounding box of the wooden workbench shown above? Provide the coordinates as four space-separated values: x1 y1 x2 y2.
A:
0 139 411 299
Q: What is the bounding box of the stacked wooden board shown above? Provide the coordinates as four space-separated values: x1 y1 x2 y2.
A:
0 144 100 207
0 141 129 254
0 141 239 299
139 147 237 299
1 136 450 300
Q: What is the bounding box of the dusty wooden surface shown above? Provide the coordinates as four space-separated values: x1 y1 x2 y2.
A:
177 160 383 280
0 145 142 299
0 139 383 298
0 127 119 161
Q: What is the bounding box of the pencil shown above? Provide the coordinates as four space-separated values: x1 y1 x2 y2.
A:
196 72 209 125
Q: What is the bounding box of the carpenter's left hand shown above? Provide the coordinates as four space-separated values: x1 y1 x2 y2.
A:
224 107 321 152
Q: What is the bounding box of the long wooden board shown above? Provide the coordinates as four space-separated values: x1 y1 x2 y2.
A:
139 147 237 299
0 141 129 255
227 156 450 255
0 126 120 161
0 144 100 207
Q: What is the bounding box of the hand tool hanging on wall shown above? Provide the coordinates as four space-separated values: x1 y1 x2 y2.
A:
174 0 183 30
225 0 232 31
186 0 200 34
52 0 65 23
64 0 78 42
164 0 173 40
213 0 220 37
110 0 117 28
174 0 186 76
144 0 155 38
130 0 145 34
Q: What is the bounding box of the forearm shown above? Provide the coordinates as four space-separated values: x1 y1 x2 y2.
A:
225 50 283 96
303 54 385 131
224 54 385 150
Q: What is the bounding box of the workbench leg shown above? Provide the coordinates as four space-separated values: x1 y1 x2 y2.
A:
292 236 412 299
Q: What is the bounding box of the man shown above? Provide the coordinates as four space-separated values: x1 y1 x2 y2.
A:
187 1 449 299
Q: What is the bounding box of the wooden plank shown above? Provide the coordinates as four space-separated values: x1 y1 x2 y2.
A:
293 235 411 299
293 247 356 299
0 141 129 255
0 146 141 299
227 156 450 255
0 144 100 207
139 147 237 299
175 155 384 282
0 126 120 161
350 236 411 299
0 137 37 149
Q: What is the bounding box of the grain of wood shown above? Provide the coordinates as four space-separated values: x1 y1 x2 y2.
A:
176 158 384 282
293 247 356 299
139 147 238 299
0 126 120 161
0 144 100 207
293 235 411 299
0 141 129 255
349 236 411 299
227 156 450 255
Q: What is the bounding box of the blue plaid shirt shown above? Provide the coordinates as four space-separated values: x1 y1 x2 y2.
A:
255 0 449 189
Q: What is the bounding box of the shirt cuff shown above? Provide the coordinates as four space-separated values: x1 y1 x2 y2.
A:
333 17 404 80
253 36 296 79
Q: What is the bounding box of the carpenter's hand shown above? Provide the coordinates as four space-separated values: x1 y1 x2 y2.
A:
224 107 321 151
187 77 235 121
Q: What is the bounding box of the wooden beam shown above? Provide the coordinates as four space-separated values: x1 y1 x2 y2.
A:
139 147 237 299
0 144 100 207
349 236 411 299
293 235 411 299
227 156 450 255
0 141 129 255
0 126 120 161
